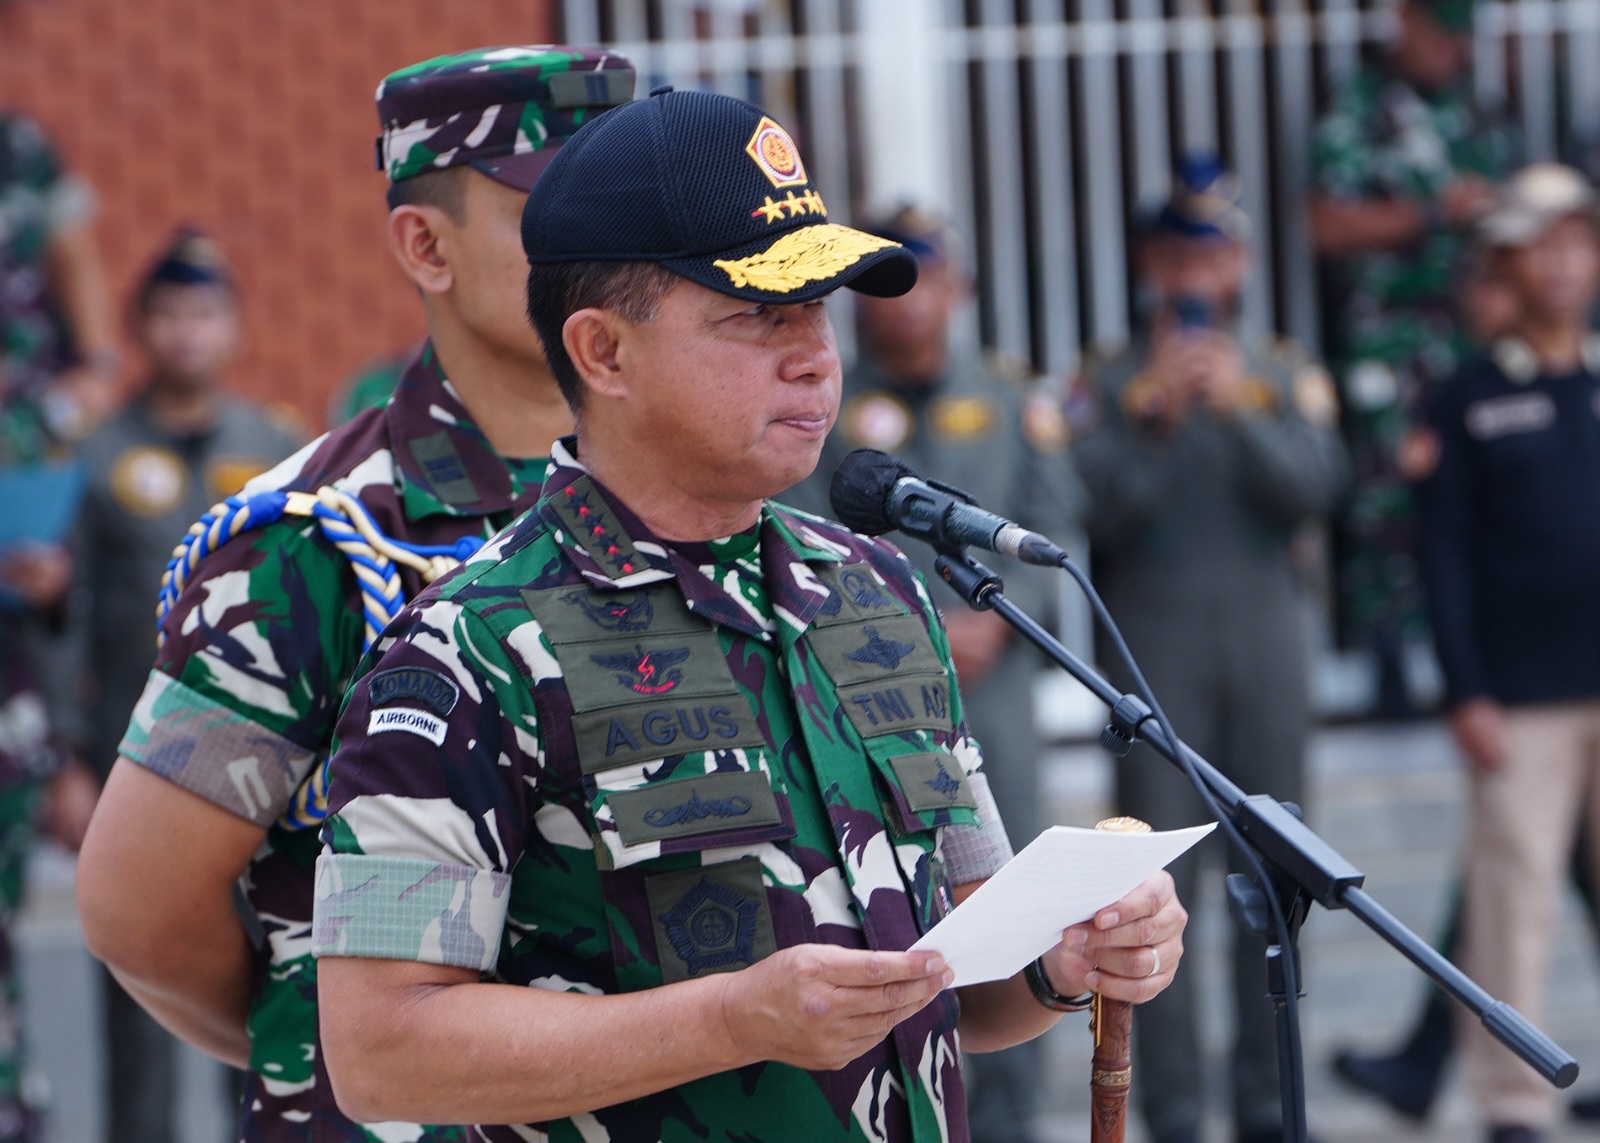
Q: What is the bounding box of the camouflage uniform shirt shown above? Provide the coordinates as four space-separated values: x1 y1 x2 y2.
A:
119 343 545 1142
1311 63 1516 645
314 438 1014 1143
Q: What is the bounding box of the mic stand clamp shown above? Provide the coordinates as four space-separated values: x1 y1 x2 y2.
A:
932 546 1003 612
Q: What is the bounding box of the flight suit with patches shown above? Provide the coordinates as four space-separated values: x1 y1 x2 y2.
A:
1072 337 1348 1141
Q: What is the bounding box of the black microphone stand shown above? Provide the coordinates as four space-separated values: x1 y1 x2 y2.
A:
929 545 1578 1143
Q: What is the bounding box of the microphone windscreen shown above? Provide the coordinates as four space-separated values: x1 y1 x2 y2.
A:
829 449 909 535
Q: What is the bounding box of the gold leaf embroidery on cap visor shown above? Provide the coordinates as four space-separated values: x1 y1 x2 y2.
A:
712 225 898 294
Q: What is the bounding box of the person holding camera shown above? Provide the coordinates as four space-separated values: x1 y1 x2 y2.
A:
1071 157 1348 1143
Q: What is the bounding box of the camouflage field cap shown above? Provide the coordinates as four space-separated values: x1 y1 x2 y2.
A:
376 46 635 192
521 87 917 303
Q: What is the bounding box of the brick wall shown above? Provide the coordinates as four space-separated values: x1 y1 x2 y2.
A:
0 0 558 429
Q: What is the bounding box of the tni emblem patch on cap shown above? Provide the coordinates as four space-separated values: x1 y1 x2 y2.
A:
745 116 808 189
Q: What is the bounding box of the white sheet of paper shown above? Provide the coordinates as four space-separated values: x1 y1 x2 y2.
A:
910 822 1217 987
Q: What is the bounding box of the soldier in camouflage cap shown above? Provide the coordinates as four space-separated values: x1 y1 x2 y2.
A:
376 45 634 191
312 88 1187 1143
1309 0 1518 715
75 45 633 1143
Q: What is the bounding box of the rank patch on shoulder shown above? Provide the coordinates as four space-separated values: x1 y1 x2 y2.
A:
408 431 479 506
744 115 808 189
1292 366 1340 429
842 392 913 451
206 457 272 500
646 858 777 984
1022 391 1070 453
110 446 187 518
368 667 460 716
930 395 998 441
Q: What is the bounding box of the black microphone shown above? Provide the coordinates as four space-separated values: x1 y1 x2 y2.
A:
828 448 1069 567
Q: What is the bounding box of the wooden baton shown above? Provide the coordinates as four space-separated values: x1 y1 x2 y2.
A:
1089 816 1151 1143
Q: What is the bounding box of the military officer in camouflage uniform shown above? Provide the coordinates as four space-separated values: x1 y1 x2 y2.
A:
785 205 1084 1143
1073 159 1347 1143
50 229 301 1143
74 47 635 1143
312 88 1187 1143
1308 0 1517 712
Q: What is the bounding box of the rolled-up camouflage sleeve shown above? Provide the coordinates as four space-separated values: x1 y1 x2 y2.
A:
313 597 536 974
119 520 364 827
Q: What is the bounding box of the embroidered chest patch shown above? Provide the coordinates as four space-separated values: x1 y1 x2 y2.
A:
645 857 778 984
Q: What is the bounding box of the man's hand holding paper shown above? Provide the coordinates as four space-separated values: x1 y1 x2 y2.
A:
917 823 1214 992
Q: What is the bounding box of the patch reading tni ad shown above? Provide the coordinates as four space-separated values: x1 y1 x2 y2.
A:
368 707 448 746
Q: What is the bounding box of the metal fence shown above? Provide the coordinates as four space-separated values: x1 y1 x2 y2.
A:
561 0 1600 373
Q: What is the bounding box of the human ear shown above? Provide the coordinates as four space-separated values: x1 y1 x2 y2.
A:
563 309 629 401
386 206 455 295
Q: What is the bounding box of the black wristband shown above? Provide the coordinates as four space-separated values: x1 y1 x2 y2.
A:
1023 956 1094 1012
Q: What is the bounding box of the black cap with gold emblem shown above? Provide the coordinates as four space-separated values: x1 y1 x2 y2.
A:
520 87 918 303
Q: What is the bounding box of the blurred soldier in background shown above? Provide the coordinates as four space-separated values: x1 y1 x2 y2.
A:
1073 157 1348 1143
1417 164 1600 1143
49 229 300 1143
1 108 119 448
73 48 634 1143
1330 223 1600 1126
0 102 116 1142
786 205 1085 1143
1309 0 1516 716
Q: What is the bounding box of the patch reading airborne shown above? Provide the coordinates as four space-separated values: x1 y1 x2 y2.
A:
367 707 448 746
368 667 460 716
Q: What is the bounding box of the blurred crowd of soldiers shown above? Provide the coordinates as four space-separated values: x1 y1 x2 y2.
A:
4 0 1600 1140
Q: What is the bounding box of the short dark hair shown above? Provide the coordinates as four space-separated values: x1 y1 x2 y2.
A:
525 261 679 410
385 167 469 223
